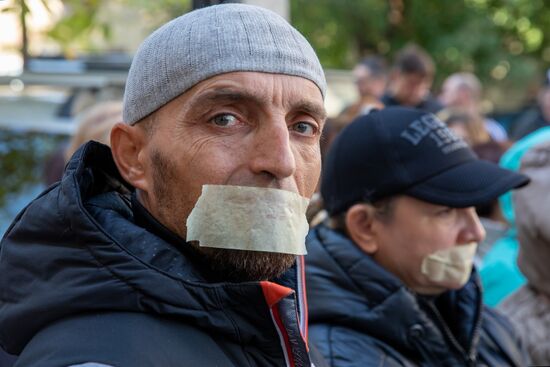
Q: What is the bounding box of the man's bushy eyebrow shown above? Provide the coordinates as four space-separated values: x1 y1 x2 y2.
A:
194 89 268 106
292 100 327 121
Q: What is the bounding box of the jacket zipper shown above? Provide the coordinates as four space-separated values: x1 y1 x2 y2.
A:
468 279 484 363
424 300 478 366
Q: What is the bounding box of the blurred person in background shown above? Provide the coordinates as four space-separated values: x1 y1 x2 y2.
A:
509 69 550 140
381 44 443 114
41 141 68 186
41 101 123 186
471 141 510 260
336 56 387 125
439 108 491 147
307 107 529 366
499 140 550 365
319 57 387 175
440 72 508 142
63 100 123 162
0 4 329 366
479 126 550 307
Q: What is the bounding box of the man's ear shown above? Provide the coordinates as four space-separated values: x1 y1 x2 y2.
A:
110 122 149 191
345 203 379 255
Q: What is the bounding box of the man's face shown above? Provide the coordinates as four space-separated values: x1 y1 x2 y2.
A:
353 65 386 99
371 196 485 294
391 72 432 107
439 78 462 107
138 71 326 281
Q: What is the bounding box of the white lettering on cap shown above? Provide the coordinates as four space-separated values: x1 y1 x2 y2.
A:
400 114 467 154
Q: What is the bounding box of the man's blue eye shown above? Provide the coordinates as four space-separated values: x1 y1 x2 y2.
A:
293 122 315 136
212 114 238 127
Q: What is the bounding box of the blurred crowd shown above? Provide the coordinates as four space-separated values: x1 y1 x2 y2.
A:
2 4 550 366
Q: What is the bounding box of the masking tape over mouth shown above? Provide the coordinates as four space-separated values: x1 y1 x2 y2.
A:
186 185 310 255
421 242 477 286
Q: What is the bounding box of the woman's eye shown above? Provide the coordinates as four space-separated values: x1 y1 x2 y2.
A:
292 122 316 136
437 207 454 216
211 114 238 127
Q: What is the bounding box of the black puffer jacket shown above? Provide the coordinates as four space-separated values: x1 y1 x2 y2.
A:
0 142 322 367
306 224 528 367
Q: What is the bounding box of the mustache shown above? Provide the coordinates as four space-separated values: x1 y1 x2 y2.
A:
223 173 299 194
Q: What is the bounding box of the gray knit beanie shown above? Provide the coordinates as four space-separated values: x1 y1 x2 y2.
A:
123 3 326 125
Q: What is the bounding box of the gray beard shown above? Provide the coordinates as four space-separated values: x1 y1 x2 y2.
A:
190 242 296 282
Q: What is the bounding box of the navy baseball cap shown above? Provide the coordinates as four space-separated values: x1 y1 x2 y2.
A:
321 107 530 216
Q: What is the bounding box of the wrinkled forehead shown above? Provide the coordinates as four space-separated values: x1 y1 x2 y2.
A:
179 71 326 116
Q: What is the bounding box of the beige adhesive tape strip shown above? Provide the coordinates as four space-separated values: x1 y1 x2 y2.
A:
186 185 310 255
421 242 477 285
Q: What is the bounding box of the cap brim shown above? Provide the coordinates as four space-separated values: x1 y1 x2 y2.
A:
405 160 530 208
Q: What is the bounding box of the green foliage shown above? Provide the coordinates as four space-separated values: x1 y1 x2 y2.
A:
130 0 191 19
121 0 191 34
291 0 549 87
47 0 106 54
0 130 65 208
47 0 191 55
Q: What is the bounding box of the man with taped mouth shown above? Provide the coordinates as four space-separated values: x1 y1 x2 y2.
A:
0 4 327 366
306 107 530 366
